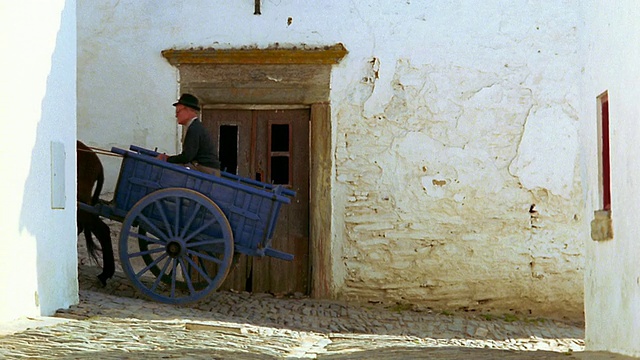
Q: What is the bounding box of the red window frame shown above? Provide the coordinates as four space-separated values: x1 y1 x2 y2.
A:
598 92 611 211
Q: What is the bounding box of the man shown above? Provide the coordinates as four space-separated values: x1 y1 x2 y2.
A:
157 93 221 175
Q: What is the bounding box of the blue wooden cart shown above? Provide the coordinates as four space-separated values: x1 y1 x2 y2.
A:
78 145 295 305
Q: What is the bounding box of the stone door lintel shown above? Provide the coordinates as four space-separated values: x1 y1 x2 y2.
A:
161 43 347 65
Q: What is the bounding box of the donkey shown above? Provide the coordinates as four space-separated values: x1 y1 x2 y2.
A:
77 141 114 286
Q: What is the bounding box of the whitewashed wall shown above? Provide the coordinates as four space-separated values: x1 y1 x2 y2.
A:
78 1 584 317
331 3 583 318
0 1 78 321
580 1 640 357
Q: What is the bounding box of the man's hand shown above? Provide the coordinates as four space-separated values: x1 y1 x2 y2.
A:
156 153 168 161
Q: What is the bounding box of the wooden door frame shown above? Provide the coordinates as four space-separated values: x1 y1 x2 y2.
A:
162 45 347 298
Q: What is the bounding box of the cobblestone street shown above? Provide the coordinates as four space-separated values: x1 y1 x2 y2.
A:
1 264 635 359
0 223 636 359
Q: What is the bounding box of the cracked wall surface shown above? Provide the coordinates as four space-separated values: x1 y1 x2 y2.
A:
330 4 583 318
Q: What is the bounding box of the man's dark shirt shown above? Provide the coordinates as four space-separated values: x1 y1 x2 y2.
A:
167 119 220 169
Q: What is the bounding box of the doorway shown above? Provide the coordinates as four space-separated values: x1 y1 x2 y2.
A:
162 45 346 297
202 107 310 295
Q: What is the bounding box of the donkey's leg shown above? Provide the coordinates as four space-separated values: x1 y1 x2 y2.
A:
77 210 85 235
78 210 101 264
93 216 114 286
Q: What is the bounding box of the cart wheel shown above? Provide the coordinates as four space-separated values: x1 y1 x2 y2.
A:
119 188 234 304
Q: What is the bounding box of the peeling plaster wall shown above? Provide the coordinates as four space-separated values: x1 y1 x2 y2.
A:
78 1 584 317
330 5 583 317
581 1 640 356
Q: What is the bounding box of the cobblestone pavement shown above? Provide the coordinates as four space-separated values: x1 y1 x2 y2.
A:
0 223 636 359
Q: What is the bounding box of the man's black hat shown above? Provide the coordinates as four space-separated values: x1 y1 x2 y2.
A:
173 93 200 111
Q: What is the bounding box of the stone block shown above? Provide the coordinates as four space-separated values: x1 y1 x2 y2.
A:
590 210 613 241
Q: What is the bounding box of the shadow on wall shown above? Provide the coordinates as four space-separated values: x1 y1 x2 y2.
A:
18 1 77 315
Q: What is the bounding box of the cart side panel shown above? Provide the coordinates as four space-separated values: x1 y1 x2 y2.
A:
113 153 288 255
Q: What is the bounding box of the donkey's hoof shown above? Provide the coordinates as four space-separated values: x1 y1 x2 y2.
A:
97 274 109 287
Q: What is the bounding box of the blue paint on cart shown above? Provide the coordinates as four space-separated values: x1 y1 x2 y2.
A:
80 145 296 305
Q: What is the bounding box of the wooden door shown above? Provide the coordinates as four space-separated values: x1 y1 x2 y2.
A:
202 108 310 295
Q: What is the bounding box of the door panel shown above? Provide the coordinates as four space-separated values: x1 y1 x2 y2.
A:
202 108 310 295
252 110 310 294
201 109 253 176
201 110 253 291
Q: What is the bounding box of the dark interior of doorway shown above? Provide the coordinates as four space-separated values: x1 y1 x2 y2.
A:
219 125 238 174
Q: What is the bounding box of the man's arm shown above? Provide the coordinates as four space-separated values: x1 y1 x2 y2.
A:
167 127 199 164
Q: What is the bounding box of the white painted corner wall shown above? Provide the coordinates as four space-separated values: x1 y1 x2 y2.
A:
580 1 640 357
0 1 78 322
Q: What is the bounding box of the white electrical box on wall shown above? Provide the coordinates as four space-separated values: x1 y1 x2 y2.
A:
51 141 66 209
